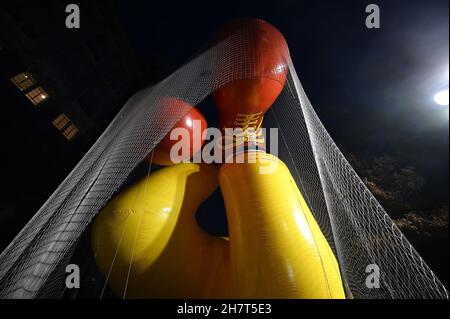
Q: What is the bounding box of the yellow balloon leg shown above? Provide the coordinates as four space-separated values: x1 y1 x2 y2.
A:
219 151 346 299
91 163 230 298
92 153 345 298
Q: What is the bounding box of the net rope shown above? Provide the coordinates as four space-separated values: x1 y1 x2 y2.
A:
0 25 447 299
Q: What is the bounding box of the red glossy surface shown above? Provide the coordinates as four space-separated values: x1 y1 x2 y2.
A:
145 98 207 165
212 18 289 130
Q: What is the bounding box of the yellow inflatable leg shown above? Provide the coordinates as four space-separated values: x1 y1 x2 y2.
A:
219 151 345 299
91 163 230 298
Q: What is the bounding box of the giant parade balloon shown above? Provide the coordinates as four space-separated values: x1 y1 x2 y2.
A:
212 18 289 132
145 98 207 165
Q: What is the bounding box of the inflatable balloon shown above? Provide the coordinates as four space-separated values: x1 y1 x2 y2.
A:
92 18 345 299
91 154 345 298
212 18 289 134
219 151 345 298
91 163 230 298
145 98 207 165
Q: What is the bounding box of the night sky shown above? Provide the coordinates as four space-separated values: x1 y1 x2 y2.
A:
119 1 449 285
118 0 448 202
0 0 448 293
112 0 448 202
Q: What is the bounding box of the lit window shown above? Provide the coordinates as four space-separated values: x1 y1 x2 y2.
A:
63 124 79 140
25 86 48 106
52 114 70 131
10 72 36 91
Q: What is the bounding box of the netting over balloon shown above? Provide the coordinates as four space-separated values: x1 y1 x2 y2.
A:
0 20 447 299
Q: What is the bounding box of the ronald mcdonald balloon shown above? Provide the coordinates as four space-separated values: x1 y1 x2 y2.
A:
213 18 289 132
91 163 230 298
91 18 346 299
145 98 208 165
212 18 289 156
218 151 345 298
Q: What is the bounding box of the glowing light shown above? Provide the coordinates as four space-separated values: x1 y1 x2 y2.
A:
434 89 449 106
185 118 193 127
41 94 46 99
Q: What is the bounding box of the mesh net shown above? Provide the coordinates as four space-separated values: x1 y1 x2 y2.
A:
0 23 448 299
